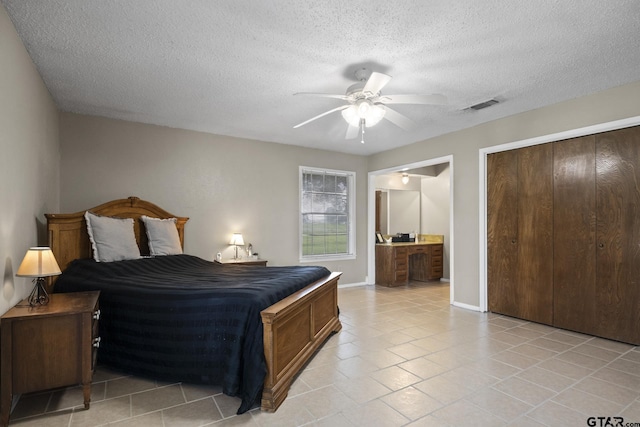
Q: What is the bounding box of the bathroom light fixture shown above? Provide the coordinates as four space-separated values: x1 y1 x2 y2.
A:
402 173 409 185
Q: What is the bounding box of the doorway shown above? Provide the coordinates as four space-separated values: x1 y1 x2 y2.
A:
367 155 454 304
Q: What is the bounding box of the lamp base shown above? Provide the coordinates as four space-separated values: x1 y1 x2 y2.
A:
28 278 50 306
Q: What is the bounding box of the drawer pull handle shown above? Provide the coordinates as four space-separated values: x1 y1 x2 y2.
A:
93 309 101 320
93 337 101 348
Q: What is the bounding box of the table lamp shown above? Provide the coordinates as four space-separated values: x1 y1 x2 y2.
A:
229 233 244 259
16 247 62 306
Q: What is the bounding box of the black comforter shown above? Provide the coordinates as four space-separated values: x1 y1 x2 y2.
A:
54 254 331 413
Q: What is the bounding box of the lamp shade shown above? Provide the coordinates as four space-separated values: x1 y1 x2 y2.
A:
229 233 244 246
16 247 62 278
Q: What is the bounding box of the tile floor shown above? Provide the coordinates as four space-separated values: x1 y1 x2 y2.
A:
9 282 640 426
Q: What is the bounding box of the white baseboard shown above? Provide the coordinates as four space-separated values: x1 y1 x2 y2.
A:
452 301 481 312
338 281 368 289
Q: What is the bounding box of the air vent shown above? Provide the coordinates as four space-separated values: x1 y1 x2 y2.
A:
467 98 499 111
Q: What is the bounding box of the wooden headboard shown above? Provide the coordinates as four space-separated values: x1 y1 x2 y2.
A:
46 196 189 273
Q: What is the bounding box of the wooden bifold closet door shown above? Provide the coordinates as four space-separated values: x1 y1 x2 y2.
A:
489 125 640 345
487 144 554 325
553 136 597 334
593 128 640 344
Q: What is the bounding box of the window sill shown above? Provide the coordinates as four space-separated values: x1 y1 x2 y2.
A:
299 254 356 263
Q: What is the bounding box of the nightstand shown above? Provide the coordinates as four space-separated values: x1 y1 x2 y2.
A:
1 291 100 426
214 258 268 266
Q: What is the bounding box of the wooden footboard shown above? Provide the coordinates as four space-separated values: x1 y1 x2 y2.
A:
260 271 342 411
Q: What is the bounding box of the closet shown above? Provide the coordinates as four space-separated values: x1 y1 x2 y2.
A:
487 125 640 345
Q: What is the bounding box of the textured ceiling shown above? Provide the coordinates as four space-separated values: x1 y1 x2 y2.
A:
3 1 640 155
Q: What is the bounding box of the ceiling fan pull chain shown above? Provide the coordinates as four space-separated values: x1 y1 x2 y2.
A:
360 118 366 144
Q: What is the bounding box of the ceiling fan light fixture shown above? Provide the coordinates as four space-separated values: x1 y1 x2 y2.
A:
341 105 360 127
357 100 370 116
341 100 386 128
366 103 386 127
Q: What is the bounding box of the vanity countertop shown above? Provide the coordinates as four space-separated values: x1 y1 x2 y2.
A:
379 241 442 247
380 234 444 245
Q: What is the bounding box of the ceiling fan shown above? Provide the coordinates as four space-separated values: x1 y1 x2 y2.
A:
293 68 447 143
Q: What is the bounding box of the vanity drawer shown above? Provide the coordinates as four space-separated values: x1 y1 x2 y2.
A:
394 247 408 258
410 246 427 254
395 270 408 282
431 245 443 256
430 267 443 277
395 258 408 269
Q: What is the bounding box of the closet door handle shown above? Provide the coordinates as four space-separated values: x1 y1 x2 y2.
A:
598 243 605 248
511 239 516 244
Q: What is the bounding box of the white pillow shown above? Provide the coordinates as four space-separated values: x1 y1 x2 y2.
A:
141 215 183 256
85 211 141 262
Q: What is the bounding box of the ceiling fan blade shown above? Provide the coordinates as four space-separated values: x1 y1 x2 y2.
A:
293 105 349 128
345 124 359 140
363 72 391 96
382 106 416 131
381 94 448 105
294 92 349 100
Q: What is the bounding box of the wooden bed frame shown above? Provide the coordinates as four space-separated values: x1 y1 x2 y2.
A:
46 196 342 412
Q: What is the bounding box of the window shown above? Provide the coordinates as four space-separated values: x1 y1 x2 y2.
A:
300 167 355 261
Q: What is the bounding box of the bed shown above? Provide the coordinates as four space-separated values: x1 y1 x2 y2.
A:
46 197 342 414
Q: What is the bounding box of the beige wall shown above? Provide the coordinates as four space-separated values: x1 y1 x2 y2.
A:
59 113 369 284
0 6 60 314
369 80 640 307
